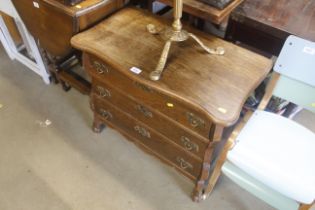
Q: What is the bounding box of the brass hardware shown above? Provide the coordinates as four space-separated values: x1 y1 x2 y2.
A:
181 136 199 152
147 0 225 81
186 112 205 128
96 86 111 98
134 125 151 138
136 105 153 118
173 0 183 32
134 82 153 92
176 157 193 170
93 61 109 74
99 109 112 120
166 103 174 108
188 33 225 55
149 40 172 81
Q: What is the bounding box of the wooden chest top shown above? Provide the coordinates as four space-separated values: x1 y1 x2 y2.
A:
42 0 124 16
71 8 272 126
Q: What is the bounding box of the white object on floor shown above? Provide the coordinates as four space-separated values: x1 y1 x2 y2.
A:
228 110 315 204
222 35 315 210
0 0 50 84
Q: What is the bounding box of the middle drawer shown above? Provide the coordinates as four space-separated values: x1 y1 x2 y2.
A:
92 97 203 180
91 79 209 160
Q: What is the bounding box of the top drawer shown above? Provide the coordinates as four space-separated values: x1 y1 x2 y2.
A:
84 53 213 138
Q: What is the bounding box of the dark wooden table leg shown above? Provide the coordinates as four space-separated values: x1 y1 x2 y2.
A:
219 16 229 32
93 115 105 133
148 0 154 12
196 18 205 30
192 125 224 201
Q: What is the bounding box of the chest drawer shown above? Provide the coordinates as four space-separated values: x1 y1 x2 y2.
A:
91 97 203 180
77 0 123 31
91 79 209 160
85 53 212 138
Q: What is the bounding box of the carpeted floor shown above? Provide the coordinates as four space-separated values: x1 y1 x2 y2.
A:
0 45 314 210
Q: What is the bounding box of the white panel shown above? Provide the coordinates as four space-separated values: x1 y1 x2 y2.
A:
228 110 315 204
222 161 300 210
275 35 315 87
0 0 18 17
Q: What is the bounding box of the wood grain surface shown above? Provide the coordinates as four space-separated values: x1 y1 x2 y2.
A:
92 96 203 180
91 79 209 160
232 0 315 41
154 0 244 24
12 0 124 58
72 8 272 126
0 11 23 46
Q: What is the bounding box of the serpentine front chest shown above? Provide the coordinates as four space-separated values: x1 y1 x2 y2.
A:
71 8 272 201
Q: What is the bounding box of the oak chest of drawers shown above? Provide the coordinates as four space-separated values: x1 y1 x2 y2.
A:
71 8 272 201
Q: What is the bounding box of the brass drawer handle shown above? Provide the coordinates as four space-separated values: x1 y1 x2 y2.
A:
96 86 111 98
176 157 193 170
134 125 151 138
136 105 153 118
186 112 205 128
134 82 153 93
99 109 112 120
181 136 199 152
93 61 109 74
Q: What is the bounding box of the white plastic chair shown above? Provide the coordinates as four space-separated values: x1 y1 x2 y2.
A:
0 0 49 84
212 35 315 210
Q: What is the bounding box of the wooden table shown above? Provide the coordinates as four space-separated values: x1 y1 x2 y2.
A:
71 8 272 201
149 0 243 27
12 0 126 94
226 0 315 55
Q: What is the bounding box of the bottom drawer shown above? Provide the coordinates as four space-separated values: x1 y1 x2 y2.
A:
92 98 203 180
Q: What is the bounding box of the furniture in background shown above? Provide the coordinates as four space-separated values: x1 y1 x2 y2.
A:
213 36 315 210
226 0 315 56
148 0 243 30
12 0 127 94
0 1 50 84
64 0 84 5
198 0 234 10
71 8 272 201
